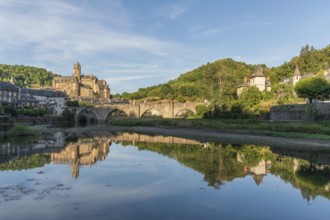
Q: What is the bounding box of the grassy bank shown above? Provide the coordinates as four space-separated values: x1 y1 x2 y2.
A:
108 118 330 140
0 125 37 141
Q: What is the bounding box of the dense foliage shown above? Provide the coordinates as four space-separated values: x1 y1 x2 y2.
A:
294 77 330 101
8 125 37 136
123 58 255 103
121 44 330 118
269 45 330 83
0 64 59 88
0 154 50 171
124 141 330 199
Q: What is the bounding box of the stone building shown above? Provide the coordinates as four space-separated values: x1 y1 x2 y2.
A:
0 81 20 105
237 66 271 96
21 88 66 115
280 65 329 85
52 62 110 100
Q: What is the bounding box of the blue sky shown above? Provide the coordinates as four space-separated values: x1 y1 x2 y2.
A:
0 0 330 94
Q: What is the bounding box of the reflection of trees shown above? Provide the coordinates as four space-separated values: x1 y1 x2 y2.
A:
131 142 246 188
0 154 50 171
295 164 330 201
127 141 330 201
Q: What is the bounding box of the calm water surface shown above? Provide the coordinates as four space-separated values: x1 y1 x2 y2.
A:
1 132 330 220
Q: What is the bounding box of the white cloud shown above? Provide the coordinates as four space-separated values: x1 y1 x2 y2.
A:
0 0 173 65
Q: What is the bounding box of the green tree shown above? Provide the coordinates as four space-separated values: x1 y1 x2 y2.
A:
61 108 75 127
237 86 262 111
195 104 209 118
66 100 79 107
294 77 330 102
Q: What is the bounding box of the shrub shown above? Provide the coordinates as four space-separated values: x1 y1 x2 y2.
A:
195 104 209 118
60 108 75 127
8 125 37 136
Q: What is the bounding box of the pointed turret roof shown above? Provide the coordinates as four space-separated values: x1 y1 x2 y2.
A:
252 174 264 186
251 65 264 77
293 65 301 76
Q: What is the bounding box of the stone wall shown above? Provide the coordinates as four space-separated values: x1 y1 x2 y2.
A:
270 103 330 121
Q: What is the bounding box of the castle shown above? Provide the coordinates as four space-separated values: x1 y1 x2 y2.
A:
237 66 271 96
52 62 110 100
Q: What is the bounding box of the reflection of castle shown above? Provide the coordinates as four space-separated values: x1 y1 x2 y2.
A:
237 153 272 185
51 138 111 179
249 159 272 185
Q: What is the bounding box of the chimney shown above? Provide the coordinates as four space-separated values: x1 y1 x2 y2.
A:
244 76 248 83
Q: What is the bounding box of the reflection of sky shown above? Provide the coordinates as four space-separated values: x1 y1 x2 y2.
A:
1 143 330 220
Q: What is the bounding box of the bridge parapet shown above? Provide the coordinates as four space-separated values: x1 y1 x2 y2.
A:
75 102 203 124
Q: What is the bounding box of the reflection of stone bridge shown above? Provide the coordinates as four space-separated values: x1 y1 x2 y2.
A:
111 132 202 145
75 102 201 124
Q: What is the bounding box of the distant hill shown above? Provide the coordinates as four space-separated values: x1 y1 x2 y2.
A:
269 44 330 83
0 64 59 88
123 58 255 102
122 44 330 103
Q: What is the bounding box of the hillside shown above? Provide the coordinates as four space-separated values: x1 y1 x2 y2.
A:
123 58 255 102
122 44 330 104
0 64 59 88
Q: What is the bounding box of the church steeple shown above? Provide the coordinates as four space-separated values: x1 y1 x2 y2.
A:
292 65 301 85
293 65 301 76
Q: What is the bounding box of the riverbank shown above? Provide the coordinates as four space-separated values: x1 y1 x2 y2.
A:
107 118 330 139
107 126 330 148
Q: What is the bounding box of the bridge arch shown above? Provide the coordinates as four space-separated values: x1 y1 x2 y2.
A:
76 108 98 126
105 109 129 123
141 109 163 118
74 102 203 124
174 109 195 118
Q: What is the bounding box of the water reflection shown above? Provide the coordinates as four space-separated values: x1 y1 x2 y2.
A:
51 138 110 178
1 132 330 203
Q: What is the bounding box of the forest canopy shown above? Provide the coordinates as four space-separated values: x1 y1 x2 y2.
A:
0 64 59 88
122 44 330 104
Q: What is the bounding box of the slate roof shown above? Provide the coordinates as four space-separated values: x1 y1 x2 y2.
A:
251 65 265 78
21 88 65 97
301 73 314 79
236 82 249 88
293 66 301 76
0 82 19 92
17 94 39 104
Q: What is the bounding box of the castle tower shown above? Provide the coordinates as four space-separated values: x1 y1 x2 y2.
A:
73 62 81 82
249 65 266 92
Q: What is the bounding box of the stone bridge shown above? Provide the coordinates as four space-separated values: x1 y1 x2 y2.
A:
75 102 202 124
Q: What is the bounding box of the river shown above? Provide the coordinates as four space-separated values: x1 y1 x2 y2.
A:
1 131 330 220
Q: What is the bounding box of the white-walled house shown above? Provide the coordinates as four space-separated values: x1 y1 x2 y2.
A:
237 66 271 96
22 88 66 115
280 65 329 86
